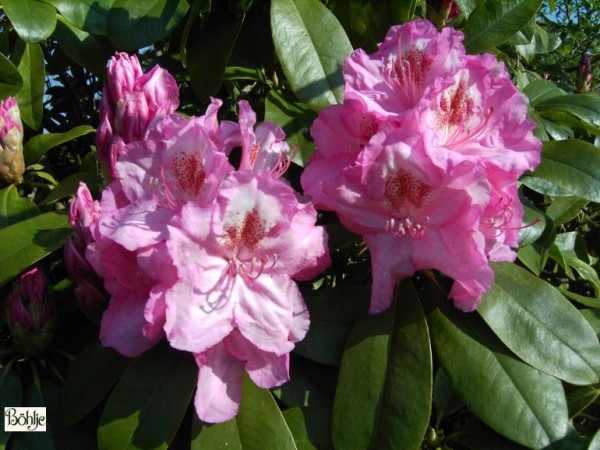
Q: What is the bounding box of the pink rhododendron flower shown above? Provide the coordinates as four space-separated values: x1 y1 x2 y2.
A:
97 53 180 179
303 19 541 313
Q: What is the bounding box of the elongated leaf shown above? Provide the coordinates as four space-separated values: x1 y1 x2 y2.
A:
523 79 566 106
107 0 189 51
188 5 244 102
14 41 45 130
191 417 242 450
463 0 543 53
333 282 432 450
236 375 297 449
25 125 95 165
0 209 71 287
478 263 600 385
98 343 197 450
536 93 600 127
0 184 40 229
282 407 332 450
52 16 111 77
426 279 571 449
566 385 600 418
60 340 134 426
41 172 103 206
1 0 56 43
532 140 600 202
0 52 23 99
433 368 465 420
271 0 353 111
265 90 316 167
580 309 600 337
45 0 116 35
293 286 368 366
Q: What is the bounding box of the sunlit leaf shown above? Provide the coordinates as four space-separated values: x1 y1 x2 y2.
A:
1 0 56 43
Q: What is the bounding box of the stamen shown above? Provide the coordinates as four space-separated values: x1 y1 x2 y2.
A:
385 216 429 238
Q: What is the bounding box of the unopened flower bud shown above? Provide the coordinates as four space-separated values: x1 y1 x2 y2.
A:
97 53 180 180
426 0 459 30
4 267 55 356
69 182 101 245
0 97 24 184
576 53 592 93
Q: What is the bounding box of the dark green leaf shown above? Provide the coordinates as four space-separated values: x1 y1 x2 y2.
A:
333 281 432 450
0 52 23 99
536 93 600 128
271 356 337 409
433 368 464 420
531 140 600 202
478 263 600 385
523 79 566 106
98 343 197 450
566 385 600 418
236 375 297 449
271 0 353 111
40 172 103 206
60 340 134 426
463 0 544 54
14 41 45 130
1 0 57 43
107 0 189 51
10 383 55 450
424 277 571 449
391 0 416 23
0 184 40 229
521 175 572 197
0 367 22 448
25 125 95 165
293 286 368 366
282 407 332 450
0 209 71 287
52 16 111 77
188 5 244 102
191 416 242 450
265 90 316 167
44 0 116 35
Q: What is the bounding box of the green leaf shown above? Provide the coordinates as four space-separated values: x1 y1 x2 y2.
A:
463 0 544 54
391 0 416 23
520 175 572 197
0 52 23 99
531 140 600 202
293 286 368 366
523 79 566 106
10 383 55 450
333 281 432 450
44 0 116 35
0 367 22 449
1 0 57 43
98 343 197 450
580 309 600 337
478 263 600 385
271 356 337 409
25 124 95 165
14 41 45 130
265 90 317 167
566 385 600 418
236 375 297 449
188 5 244 102
536 93 600 128
433 368 465 421
0 209 71 287
52 16 111 77
60 340 134 426
191 417 242 450
282 407 332 450
107 0 189 51
590 428 600 450
40 172 103 206
271 0 353 111
0 184 40 229
424 277 571 449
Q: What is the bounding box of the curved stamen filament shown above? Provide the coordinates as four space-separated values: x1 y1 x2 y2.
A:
385 216 429 238
151 165 179 210
445 107 493 149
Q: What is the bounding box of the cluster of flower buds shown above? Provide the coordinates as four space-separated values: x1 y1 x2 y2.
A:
4 267 55 357
0 97 24 184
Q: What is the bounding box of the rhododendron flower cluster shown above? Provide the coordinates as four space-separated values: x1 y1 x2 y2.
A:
73 57 330 423
302 20 541 313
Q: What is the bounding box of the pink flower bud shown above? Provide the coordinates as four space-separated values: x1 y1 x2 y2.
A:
5 267 55 356
576 53 592 93
0 97 24 184
69 182 101 245
426 0 459 29
74 279 107 322
96 53 180 180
